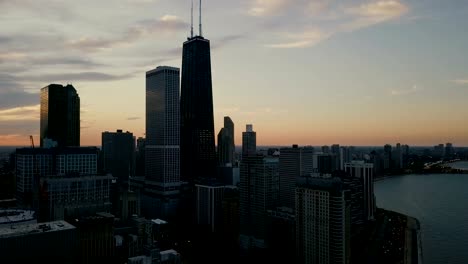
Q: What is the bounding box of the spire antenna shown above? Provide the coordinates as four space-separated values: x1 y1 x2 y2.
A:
190 0 194 38
199 0 203 37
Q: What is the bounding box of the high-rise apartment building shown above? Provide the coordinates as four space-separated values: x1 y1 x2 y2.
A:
40 84 80 147
102 130 135 184
279 145 314 209
239 155 279 250
345 161 375 221
242 124 256 158
180 34 217 182
296 177 350 264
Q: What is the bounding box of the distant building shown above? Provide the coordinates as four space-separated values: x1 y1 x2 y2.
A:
321 145 330 154
345 161 375 221
102 130 135 184
296 177 350 264
15 147 99 208
317 153 335 174
339 147 352 170
279 145 314 209
135 137 146 176
395 143 403 169
239 155 279 250
384 144 392 170
40 84 80 147
0 220 78 263
217 116 235 166
242 124 256 158
445 143 454 157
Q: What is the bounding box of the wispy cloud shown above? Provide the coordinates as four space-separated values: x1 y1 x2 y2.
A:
391 85 423 96
68 15 188 52
265 29 331 49
452 79 468 85
0 105 39 121
127 117 141 121
341 0 409 31
21 72 135 83
257 0 409 49
248 0 290 17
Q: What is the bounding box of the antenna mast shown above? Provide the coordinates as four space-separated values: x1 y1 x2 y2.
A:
190 0 194 38
199 0 203 37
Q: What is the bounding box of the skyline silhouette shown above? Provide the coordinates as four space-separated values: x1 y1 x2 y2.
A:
1 1 468 146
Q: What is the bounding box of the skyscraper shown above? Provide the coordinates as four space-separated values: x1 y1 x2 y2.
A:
239 155 279 250
102 130 135 184
242 124 256 157
345 161 375 221
217 117 235 166
40 84 80 147
180 31 216 183
296 177 350 264
279 145 314 209
145 66 180 190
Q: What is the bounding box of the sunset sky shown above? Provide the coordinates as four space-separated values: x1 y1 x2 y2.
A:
1 0 468 147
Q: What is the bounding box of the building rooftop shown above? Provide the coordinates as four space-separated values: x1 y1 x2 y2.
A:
152 219 168 225
0 210 35 225
16 147 98 155
0 220 75 239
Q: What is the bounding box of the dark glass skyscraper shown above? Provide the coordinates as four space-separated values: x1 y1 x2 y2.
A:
40 84 80 147
101 130 135 184
217 116 235 166
180 36 216 182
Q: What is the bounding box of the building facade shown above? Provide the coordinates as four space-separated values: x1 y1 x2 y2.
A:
296 177 350 264
15 147 99 207
242 124 256 158
345 161 375 221
279 145 314 209
180 36 217 182
102 130 135 184
40 84 80 147
239 155 279 250
146 66 181 190
217 117 235 166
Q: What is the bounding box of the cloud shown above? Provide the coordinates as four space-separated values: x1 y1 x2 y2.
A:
452 79 468 85
0 105 39 121
127 117 141 121
256 0 409 49
68 15 188 52
266 29 331 48
21 72 135 83
391 85 423 96
342 0 409 31
248 0 290 17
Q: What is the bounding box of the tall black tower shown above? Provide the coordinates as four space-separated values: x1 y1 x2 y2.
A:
180 35 216 183
40 84 80 147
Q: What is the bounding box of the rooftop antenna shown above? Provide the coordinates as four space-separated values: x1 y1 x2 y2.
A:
199 0 203 37
190 0 194 38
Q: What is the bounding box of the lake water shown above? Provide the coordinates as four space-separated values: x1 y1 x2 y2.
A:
375 174 468 264
447 161 468 171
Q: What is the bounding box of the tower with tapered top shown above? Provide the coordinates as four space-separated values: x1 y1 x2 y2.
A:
180 0 217 183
